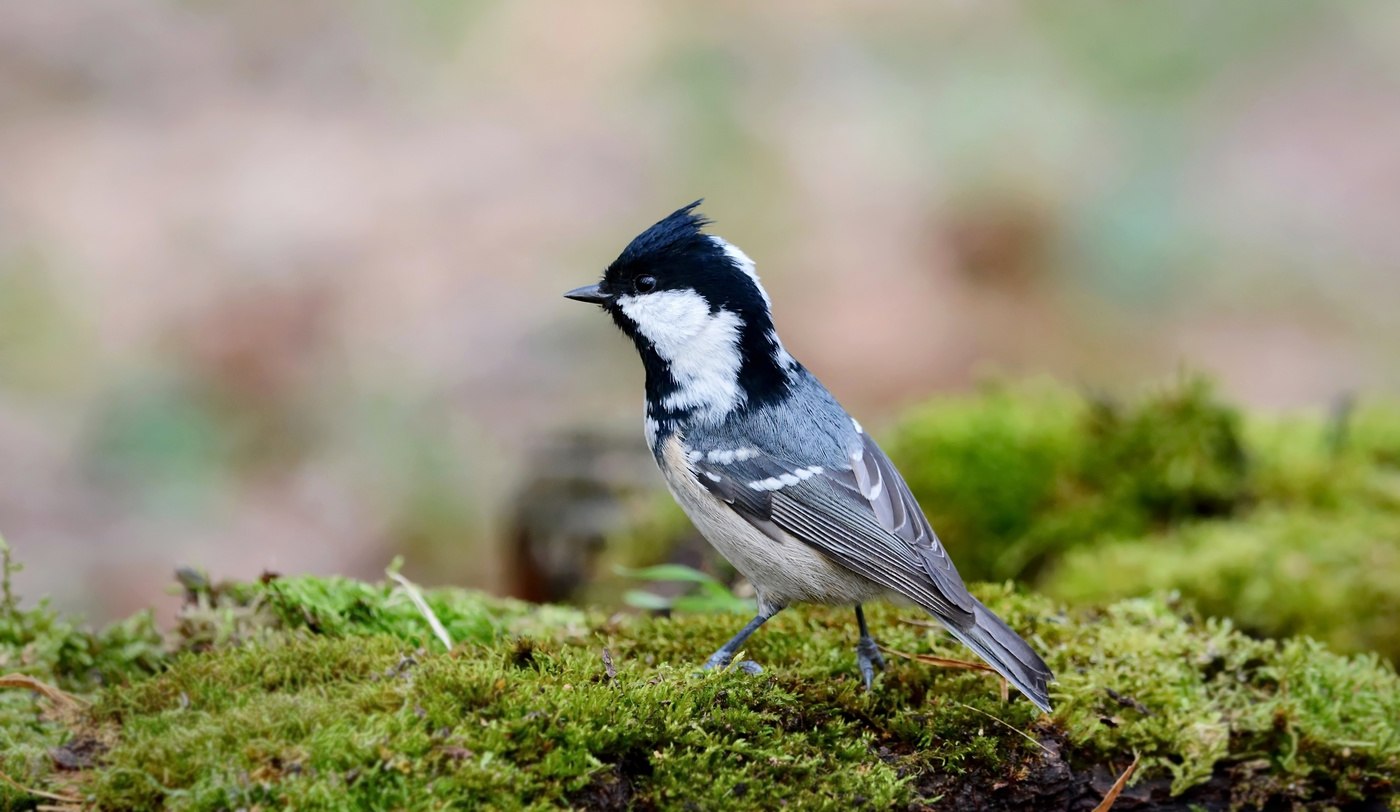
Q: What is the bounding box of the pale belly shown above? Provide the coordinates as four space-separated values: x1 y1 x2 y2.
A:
657 435 886 613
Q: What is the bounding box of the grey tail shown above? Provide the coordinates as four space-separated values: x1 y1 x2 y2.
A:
939 598 1053 713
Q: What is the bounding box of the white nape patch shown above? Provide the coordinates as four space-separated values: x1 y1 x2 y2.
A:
710 236 769 307
851 418 863 434
710 236 798 374
617 289 747 422
768 329 797 371
746 465 823 491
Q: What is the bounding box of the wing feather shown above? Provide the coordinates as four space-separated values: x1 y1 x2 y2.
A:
692 435 977 626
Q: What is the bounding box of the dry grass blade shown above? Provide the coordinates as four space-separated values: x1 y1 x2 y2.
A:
1092 753 1140 812
953 702 1051 755
386 570 454 651
0 674 86 709
895 617 948 631
0 766 82 804
877 645 998 674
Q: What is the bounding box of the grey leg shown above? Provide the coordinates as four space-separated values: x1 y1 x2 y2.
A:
854 604 886 690
703 605 782 675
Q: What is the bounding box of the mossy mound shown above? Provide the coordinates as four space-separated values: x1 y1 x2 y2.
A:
878 378 1400 661
881 376 1259 583
4 570 1398 810
1042 508 1400 661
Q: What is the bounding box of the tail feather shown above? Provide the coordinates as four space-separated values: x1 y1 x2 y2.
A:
939 598 1053 713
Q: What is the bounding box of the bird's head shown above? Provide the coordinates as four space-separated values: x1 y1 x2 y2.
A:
565 201 799 431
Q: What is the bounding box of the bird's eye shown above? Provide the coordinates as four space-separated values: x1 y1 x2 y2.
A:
633 275 657 293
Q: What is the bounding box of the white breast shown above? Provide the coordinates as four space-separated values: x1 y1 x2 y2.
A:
657 435 885 614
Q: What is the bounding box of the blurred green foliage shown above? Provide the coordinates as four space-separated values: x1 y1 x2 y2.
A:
883 376 1252 582
615 563 751 615
884 377 1400 661
84 374 243 516
1045 509 1400 661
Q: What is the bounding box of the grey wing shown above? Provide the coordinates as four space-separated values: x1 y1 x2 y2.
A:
694 434 977 628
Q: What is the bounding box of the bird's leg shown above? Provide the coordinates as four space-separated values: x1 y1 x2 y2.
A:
702 605 782 675
854 604 886 690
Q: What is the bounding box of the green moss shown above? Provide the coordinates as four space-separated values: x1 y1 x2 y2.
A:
7 571 1396 810
1076 376 1249 523
1 535 167 810
1248 406 1400 514
174 566 589 652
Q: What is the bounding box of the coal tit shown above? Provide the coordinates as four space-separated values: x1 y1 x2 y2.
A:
564 202 1053 711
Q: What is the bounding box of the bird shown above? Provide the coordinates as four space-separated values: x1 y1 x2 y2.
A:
563 201 1053 712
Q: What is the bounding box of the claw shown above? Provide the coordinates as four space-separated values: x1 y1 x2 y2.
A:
855 636 885 690
734 660 764 675
701 652 764 675
698 610 779 678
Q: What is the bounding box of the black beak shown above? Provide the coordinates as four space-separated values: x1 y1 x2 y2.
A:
563 283 611 304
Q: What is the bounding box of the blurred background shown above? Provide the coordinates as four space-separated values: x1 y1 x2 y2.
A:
1 1 1398 627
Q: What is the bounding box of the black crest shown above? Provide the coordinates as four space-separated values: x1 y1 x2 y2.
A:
612 200 711 268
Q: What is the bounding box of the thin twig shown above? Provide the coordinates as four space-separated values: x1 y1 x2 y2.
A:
0 766 82 804
877 645 998 674
387 570 454 651
1092 753 1140 812
0 674 86 710
895 617 948 630
954 702 1052 755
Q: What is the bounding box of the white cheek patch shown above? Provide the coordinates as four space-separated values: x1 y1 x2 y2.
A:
617 289 713 356
617 289 747 421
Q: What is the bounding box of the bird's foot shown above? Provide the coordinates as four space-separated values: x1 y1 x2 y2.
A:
855 635 885 690
702 651 764 675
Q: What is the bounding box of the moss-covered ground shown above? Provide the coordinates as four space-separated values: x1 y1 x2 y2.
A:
3 561 1398 810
